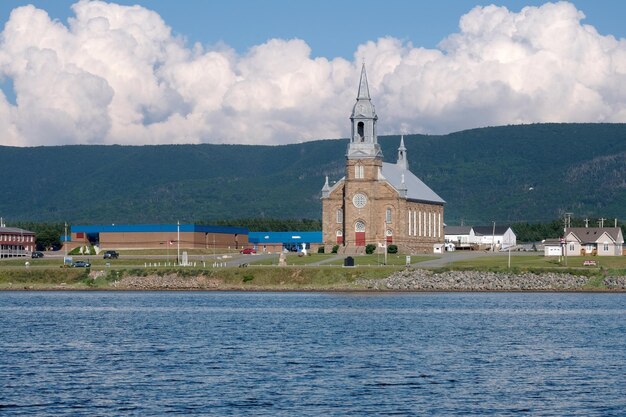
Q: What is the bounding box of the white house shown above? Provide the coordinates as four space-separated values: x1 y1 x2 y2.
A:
564 227 624 257
444 226 477 249
472 226 517 250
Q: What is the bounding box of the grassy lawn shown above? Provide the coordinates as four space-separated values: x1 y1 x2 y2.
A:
325 254 436 266
448 254 626 273
250 253 435 267
248 253 334 266
0 258 209 269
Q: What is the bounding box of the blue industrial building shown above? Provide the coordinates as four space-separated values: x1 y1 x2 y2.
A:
248 231 323 253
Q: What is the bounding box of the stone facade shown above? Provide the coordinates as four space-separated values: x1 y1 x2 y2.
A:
321 65 444 254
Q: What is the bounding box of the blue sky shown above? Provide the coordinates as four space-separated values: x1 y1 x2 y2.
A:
1 1 626 146
1 0 624 59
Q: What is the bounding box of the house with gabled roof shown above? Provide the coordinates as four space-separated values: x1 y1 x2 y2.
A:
472 225 517 250
564 227 624 256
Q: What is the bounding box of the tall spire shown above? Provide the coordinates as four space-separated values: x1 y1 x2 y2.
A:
357 63 370 100
397 135 408 170
347 64 381 159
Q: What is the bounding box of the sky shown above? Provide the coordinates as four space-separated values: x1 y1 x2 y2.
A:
1 0 626 146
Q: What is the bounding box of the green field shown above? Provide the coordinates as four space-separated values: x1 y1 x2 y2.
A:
448 255 626 272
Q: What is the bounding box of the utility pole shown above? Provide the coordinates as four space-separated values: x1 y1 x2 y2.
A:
599 218 606 228
177 220 180 265
584 218 589 228
64 222 68 258
563 212 573 231
491 221 496 252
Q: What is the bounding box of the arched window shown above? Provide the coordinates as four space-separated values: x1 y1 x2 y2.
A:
386 208 392 223
355 221 366 232
355 164 364 179
357 122 364 142
336 208 343 223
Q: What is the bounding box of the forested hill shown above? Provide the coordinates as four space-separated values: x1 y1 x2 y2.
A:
1 123 625 225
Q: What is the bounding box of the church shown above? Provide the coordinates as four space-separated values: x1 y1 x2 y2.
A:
321 65 445 254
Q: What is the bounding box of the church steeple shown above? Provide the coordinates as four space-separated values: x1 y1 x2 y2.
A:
347 64 382 160
357 64 371 100
397 135 408 170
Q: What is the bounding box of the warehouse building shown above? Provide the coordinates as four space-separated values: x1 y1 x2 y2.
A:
64 224 248 251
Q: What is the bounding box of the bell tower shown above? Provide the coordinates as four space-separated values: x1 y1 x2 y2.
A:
347 64 382 160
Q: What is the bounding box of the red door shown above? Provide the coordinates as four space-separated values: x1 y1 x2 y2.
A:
355 232 365 246
337 235 343 244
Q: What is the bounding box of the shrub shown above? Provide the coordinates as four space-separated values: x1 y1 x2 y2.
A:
365 244 376 255
387 244 398 254
243 274 254 283
332 245 339 254
317 246 325 254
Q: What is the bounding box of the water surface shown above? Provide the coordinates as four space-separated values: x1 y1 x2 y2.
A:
1 291 625 416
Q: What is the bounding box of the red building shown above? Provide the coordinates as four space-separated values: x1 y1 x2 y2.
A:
0 226 36 258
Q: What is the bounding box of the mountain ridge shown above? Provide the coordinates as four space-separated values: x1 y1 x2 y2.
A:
2 123 625 225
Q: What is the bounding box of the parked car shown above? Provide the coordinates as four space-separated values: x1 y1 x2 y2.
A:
240 248 257 254
72 260 91 268
31 251 44 258
103 250 119 259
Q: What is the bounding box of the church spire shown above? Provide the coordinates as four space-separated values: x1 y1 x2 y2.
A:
347 64 381 160
357 63 370 100
397 135 408 170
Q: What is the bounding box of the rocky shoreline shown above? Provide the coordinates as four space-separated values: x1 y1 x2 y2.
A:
357 269 626 291
3 268 626 291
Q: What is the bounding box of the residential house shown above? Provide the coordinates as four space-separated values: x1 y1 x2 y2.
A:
564 227 624 256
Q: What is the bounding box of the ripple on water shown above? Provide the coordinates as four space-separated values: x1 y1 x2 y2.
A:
0 291 625 416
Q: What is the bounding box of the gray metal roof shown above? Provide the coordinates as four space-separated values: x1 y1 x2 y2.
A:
0 227 34 234
473 226 512 236
381 162 445 204
566 227 624 243
444 226 473 235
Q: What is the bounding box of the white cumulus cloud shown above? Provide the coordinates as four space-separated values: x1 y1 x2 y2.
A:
1 1 626 146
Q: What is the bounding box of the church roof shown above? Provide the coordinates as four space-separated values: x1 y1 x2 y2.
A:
381 162 445 204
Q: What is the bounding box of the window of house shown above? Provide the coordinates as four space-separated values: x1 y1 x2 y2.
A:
604 243 609 251
355 221 366 232
336 208 343 224
386 208 392 224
